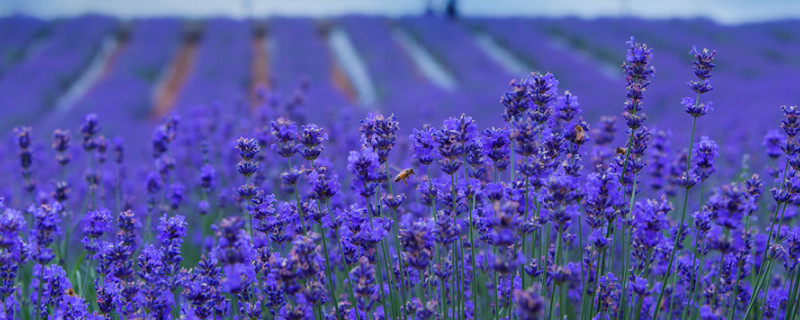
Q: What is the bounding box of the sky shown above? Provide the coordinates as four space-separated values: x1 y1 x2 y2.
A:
1 0 800 24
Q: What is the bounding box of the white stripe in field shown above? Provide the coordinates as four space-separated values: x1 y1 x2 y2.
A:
473 31 530 78
266 31 276 75
327 26 377 106
392 27 457 92
55 34 119 112
18 33 48 66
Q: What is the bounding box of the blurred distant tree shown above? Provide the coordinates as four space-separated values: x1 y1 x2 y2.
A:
446 0 458 19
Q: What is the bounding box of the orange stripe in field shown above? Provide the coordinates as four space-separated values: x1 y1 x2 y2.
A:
331 57 358 103
251 26 270 107
319 22 358 104
152 34 198 119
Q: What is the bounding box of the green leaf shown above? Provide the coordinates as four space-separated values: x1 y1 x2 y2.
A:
72 252 86 276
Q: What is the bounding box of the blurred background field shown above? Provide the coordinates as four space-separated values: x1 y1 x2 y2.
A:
1 0 800 171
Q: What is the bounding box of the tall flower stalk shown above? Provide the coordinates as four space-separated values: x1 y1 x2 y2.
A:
653 46 716 320
611 37 655 320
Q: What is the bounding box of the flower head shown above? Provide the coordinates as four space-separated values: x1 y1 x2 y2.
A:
361 112 399 164
693 136 719 181
298 123 327 161
270 118 299 158
410 125 439 166
515 287 544 320
347 148 381 198
79 114 101 151
688 46 717 93
236 137 261 161
621 37 654 129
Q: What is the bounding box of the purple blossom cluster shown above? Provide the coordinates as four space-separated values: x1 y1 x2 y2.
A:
2 16 800 320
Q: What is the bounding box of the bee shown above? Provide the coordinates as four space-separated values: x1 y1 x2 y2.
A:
574 124 585 144
616 147 627 156
394 168 416 186
65 288 76 297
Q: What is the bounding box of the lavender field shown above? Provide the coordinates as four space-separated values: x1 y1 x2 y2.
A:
1 14 800 320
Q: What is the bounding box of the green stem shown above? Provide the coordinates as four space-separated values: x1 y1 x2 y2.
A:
244 175 253 241
541 227 551 297
744 261 774 319
462 165 478 320
492 246 499 319
619 128 636 183
80 240 93 300
374 187 398 320
745 200 789 319
88 153 95 210
326 201 358 318
287 158 307 233
632 250 653 320
36 266 42 320
560 283 566 320
578 218 588 320
448 172 460 320
681 230 703 320
548 279 557 320
680 179 706 319
381 239 400 319
785 268 800 320
652 116 698 320
520 176 530 290
366 200 391 320
385 163 408 320
618 173 638 320
590 222 614 317
317 205 341 319
727 217 750 320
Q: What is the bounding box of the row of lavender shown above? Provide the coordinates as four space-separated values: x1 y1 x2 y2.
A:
3 16 799 145
0 16 116 131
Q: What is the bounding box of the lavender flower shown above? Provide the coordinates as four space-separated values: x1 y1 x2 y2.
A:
399 219 434 271
298 123 327 161
361 112 399 164
687 47 717 95
693 136 719 181
781 105 800 140
79 113 101 151
156 214 186 276
347 148 381 198
621 37 654 129
762 130 783 160
351 256 377 312
52 129 71 167
515 287 544 320
0 204 27 313
31 203 61 265
14 127 35 194
482 127 510 172
270 118 299 158
236 136 261 161
81 208 111 255
411 124 439 166
212 217 255 295
435 115 476 174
